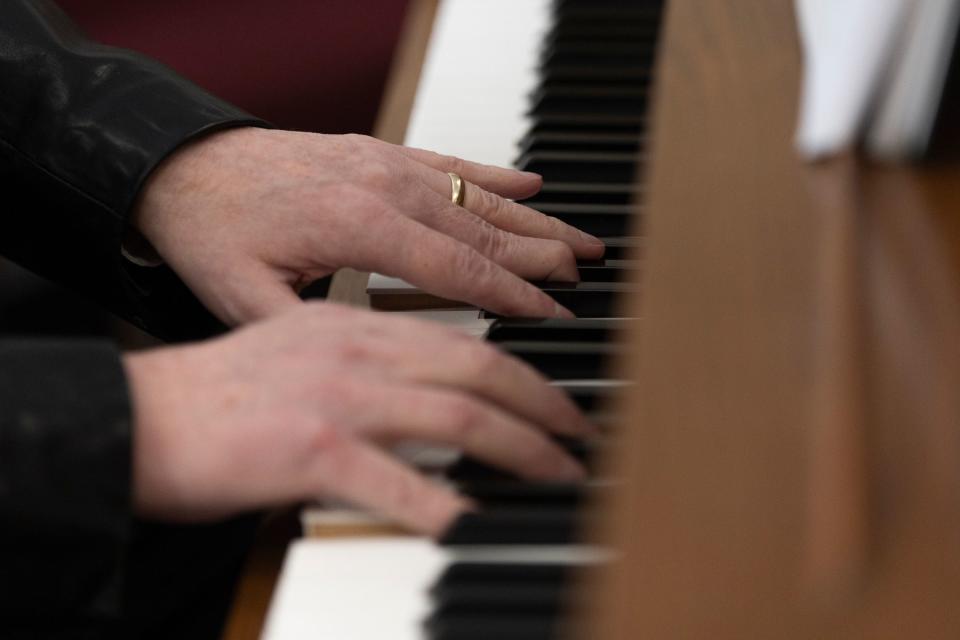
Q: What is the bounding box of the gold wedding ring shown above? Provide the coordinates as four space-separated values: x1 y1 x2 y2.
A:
448 172 466 207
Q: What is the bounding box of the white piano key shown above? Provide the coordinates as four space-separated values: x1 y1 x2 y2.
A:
404 0 551 167
261 539 444 640
261 538 611 640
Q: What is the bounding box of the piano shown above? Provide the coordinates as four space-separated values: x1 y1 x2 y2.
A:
230 1 960 639
258 1 652 638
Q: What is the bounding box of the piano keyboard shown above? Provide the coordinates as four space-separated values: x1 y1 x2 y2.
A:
263 0 660 637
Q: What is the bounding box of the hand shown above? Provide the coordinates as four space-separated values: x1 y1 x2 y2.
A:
132 128 605 326
123 302 592 536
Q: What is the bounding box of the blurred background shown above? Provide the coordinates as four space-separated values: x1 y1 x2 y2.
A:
0 0 410 337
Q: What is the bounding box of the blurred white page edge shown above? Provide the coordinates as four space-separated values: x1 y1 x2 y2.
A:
794 0 910 159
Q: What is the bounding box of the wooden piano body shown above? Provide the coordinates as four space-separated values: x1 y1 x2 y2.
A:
225 0 960 637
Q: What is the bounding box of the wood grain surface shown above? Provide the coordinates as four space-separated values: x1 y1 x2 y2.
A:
585 1 960 638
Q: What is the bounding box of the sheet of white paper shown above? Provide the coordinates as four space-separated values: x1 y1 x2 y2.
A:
794 0 910 158
868 0 960 158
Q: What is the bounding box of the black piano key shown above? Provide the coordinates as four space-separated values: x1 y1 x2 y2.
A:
595 236 640 261
529 87 648 118
531 201 635 217
459 482 588 513
552 211 634 237
564 385 617 413
431 583 567 614
448 438 601 484
426 560 589 631
554 4 663 19
539 46 655 71
487 317 627 343
529 112 646 130
539 66 651 88
544 23 659 47
523 202 637 239
522 181 640 205
446 458 521 483
425 613 559 640
576 264 634 282
527 120 643 137
517 152 639 183
432 562 570 591
577 258 639 269
498 340 615 379
439 510 580 546
493 281 633 319
430 597 562 619
517 131 644 155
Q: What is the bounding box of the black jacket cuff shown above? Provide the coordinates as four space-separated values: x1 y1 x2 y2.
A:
0 0 271 341
0 339 132 622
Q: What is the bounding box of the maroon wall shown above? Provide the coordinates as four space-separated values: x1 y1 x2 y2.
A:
56 0 410 134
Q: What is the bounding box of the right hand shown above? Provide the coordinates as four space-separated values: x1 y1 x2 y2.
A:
123 302 592 536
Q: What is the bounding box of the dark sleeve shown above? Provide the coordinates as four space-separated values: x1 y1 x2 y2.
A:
0 0 271 342
0 339 132 625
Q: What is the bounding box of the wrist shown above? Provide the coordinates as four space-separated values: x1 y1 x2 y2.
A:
130 126 257 252
122 347 190 519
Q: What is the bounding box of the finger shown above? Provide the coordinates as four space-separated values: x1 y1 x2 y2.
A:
409 187 580 282
414 168 605 259
356 383 588 482
351 326 592 436
191 265 303 326
394 145 543 200
409 338 595 437
354 207 574 318
310 440 469 537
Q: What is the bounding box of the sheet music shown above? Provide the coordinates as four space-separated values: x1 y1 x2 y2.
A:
794 0 909 158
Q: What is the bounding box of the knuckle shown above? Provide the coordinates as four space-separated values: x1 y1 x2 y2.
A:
476 225 509 260
467 343 505 379
547 239 576 266
334 335 373 363
446 154 466 174
478 188 506 219
453 248 499 293
363 161 399 190
306 419 346 458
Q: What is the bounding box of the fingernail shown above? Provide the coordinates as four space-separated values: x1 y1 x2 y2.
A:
520 171 543 180
554 302 576 319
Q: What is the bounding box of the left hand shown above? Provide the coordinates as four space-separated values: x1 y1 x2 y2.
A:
131 128 605 325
